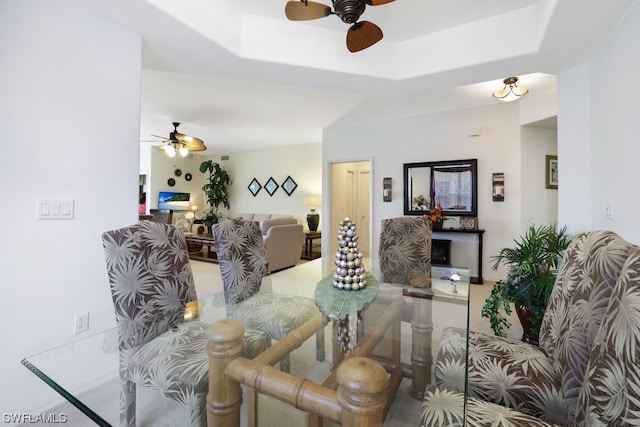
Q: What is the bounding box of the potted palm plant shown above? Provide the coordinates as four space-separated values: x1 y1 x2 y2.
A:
199 160 231 231
481 224 570 344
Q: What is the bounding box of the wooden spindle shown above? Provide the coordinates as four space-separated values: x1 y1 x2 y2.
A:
206 319 244 427
336 357 389 427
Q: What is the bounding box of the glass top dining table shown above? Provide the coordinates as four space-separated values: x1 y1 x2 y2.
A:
22 257 470 426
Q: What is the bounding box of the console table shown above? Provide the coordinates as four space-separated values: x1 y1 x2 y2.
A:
432 228 485 284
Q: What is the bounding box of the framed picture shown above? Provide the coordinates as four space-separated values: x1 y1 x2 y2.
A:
545 155 558 189
265 177 279 196
248 178 261 196
460 217 478 230
281 176 298 196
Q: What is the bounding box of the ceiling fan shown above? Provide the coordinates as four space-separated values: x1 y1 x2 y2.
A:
152 122 207 157
284 0 395 53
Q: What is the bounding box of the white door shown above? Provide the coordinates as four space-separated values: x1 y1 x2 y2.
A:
357 169 371 255
330 161 371 256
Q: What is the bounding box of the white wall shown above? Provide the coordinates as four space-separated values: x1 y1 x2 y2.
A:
558 0 640 243
557 65 594 234
148 148 211 218
224 143 322 228
145 143 323 228
323 103 529 282
521 126 558 227
0 0 141 415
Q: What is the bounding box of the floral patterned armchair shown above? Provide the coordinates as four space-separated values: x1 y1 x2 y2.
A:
421 230 640 426
102 221 267 427
378 217 432 287
213 218 324 373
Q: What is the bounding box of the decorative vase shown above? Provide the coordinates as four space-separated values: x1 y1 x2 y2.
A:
515 305 540 346
432 220 443 230
307 209 320 232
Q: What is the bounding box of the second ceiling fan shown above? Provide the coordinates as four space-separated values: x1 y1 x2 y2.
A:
153 122 207 158
285 0 395 52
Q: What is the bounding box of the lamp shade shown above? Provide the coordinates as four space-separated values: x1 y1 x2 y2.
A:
304 196 322 208
164 144 177 157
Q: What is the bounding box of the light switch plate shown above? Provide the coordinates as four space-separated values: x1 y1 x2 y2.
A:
606 202 614 220
37 199 74 220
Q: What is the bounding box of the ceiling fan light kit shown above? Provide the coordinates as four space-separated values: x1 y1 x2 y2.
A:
155 122 207 157
493 77 529 102
285 0 394 52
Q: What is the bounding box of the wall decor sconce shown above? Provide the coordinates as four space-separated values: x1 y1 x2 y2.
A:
383 177 392 202
492 173 505 202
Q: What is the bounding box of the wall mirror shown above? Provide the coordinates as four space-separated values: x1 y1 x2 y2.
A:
403 159 478 217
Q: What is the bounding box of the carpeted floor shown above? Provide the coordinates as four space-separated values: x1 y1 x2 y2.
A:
36 259 523 426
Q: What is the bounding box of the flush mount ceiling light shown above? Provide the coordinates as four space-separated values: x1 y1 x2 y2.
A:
152 122 207 158
493 77 529 102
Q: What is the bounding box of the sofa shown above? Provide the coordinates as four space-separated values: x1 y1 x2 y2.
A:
238 213 305 273
170 212 304 272
421 230 640 426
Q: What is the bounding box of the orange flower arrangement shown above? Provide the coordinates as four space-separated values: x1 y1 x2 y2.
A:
422 203 447 223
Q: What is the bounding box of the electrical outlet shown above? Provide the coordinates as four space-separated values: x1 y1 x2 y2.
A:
74 312 89 334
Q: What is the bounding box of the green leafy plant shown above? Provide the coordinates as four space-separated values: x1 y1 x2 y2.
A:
199 160 231 228
481 224 570 338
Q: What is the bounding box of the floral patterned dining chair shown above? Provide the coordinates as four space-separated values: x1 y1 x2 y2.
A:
431 230 634 425
378 216 432 287
102 221 267 427
213 217 325 373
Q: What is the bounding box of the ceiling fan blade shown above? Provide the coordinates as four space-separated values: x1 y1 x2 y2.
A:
175 132 205 146
186 143 207 152
174 133 207 151
158 141 207 152
346 21 383 52
285 1 331 20
151 134 170 141
367 0 395 5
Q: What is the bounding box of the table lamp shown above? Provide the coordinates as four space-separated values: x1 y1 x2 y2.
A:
303 196 321 232
449 273 461 293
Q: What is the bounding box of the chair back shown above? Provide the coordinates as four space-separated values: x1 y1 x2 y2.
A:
378 217 432 286
575 246 640 424
149 208 174 224
213 218 269 305
102 221 196 353
540 230 632 417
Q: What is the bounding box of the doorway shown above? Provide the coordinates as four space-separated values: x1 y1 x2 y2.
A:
330 161 371 256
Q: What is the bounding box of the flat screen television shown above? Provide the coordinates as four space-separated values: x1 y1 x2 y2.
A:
158 191 190 211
